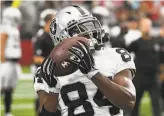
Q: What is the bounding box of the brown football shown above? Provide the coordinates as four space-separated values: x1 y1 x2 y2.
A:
50 37 89 76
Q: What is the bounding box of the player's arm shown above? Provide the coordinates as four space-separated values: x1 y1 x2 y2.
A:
34 57 60 116
68 40 136 112
37 90 59 116
0 32 8 62
91 69 136 112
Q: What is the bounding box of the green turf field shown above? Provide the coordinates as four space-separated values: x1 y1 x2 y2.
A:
1 80 35 116
0 80 153 116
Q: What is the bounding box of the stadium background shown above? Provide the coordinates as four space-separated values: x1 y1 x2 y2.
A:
1 0 164 116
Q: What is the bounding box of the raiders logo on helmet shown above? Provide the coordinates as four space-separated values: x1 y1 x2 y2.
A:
50 19 57 35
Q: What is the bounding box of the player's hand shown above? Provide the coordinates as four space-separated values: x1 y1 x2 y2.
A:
68 40 99 79
34 67 50 93
34 57 60 94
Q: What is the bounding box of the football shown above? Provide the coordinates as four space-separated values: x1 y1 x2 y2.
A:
50 37 89 76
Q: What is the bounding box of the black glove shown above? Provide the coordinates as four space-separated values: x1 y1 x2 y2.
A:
40 57 58 88
68 40 99 79
34 57 60 93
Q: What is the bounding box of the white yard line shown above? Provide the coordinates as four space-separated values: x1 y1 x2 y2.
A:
1 93 36 99
19 73 33 80
13 94 36 99
0 104 34 110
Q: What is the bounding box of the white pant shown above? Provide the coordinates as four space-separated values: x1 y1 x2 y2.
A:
0 61 21 89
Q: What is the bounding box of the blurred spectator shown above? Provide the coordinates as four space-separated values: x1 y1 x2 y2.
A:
128 1 140 10
0 1 13 24
127 17 162 116
110 23 128 48
91 6 110 33
19 1 39 39
31 9 57 116
1 1 12 8
124 16 141 47
71 0 93 10
115 6 130 24
159 2 164 25
159 25 164 64
158 25 164 111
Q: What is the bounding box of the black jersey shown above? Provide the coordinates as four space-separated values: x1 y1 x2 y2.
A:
33 30 54 67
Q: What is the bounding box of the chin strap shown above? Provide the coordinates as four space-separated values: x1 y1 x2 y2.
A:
85 68 100 80
102 33 110 43
93 32 110 51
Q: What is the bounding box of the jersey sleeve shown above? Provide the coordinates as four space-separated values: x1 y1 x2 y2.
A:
113 48 136 78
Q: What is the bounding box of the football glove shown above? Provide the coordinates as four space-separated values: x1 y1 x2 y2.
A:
34 57 60 94
68 40 99 79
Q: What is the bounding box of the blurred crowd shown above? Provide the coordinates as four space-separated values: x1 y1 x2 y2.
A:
1 1 164 38
1 0 164 116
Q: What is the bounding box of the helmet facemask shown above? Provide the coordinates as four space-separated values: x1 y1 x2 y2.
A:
65 17 104 50
51 16 104 50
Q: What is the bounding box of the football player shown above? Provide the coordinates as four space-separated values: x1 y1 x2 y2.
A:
34 5 136 116
0 7 22 116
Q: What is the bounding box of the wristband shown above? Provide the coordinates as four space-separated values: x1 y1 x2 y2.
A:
85 69 99 80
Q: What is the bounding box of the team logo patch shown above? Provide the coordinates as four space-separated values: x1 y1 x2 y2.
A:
61 61 70 68
50 19 57 35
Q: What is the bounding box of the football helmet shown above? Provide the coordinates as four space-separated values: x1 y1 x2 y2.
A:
2 7 22 27
49 5 104 50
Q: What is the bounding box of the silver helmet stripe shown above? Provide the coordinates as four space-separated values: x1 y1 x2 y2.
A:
72 5 85 15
